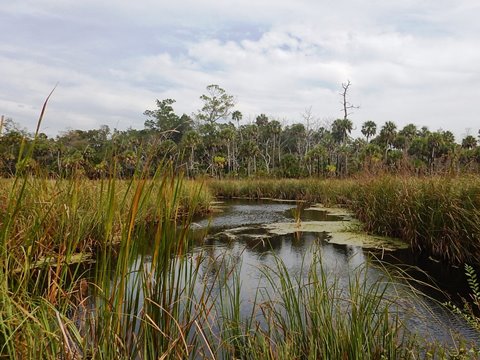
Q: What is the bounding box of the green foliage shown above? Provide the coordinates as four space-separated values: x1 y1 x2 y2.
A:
281 153 301 178
196 84 235 124
447 264 480 341
4 86 480 178
361 120 377 142
144 98 192 143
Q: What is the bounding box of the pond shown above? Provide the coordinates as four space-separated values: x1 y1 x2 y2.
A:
187 200 480 344
126 199 479 350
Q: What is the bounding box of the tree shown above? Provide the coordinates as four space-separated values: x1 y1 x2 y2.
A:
332 119 353 144
399 124 417 141
360 143 382 173
340 80 359 120
219 123 236 173
255 114 269 127
0 122 27 175
269 120 282 168
196 85 235 124
386 149 403 169
255 115 274 174
281 153 300 178
361 121 377 143
144 99 192 143
301 106 316 155
398 124 417 152
331 119 353 176
239 124 260 176
426 132 445 173
193 85 236 175
232 110 243 126
462 135 477 150
379 121 397 150
305 144 327 176
180 130 201 176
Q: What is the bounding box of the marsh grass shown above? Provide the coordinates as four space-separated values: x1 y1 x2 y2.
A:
253 254 412 359
0 93 213 357
1 170 477 358
208 178 357 205
0 167 210 358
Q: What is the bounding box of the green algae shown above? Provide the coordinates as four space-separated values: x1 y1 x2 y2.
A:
263 220 408 250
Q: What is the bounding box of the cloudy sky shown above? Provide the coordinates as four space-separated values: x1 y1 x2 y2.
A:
1 1 479 140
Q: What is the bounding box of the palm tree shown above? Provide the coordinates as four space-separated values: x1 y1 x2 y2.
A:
332 119 353 144
361 121 377 143
398 124 417 152
232 110 243 128
427 132 445 173
331 119 353 176
219 124 236 173
269 120 282 168
380 121 397 148
462 135 477 150
181 130 201 176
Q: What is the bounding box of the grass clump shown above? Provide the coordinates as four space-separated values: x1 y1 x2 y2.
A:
352 176 480 265
0 167 213 358
199 249 478 359
208 177 358 205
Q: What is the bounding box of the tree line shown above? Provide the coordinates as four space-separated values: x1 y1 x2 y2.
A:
1 84 480 178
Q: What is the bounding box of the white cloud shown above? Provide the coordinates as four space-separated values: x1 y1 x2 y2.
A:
0 1 479 140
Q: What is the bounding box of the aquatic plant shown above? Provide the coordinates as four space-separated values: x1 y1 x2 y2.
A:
448 264 480 333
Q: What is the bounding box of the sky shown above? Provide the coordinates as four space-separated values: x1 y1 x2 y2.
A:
1 0 479 140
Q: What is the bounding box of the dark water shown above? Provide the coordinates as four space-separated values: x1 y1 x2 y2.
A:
187 199 480 345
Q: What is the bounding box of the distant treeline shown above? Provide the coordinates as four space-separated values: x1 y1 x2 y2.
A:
1 84 480 178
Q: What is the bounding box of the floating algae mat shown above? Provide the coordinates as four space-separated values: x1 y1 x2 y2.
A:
304 204 353 218
264 220 408 250
264 205 408 250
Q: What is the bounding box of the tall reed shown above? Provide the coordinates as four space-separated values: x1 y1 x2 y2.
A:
0 93 212 357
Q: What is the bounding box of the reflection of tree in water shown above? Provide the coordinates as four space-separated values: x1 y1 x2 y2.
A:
291 232 304 247
244 235 283 254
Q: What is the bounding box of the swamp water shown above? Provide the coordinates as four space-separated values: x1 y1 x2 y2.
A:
122 199 479 350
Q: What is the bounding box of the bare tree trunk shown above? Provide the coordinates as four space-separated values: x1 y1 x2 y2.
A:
227 143 231 173
272 135 276 170
341 80 359 120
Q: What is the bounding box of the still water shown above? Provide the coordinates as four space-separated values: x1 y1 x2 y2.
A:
136 199 479 347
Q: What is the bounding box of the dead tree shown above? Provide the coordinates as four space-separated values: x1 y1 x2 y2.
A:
341 80 359 120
